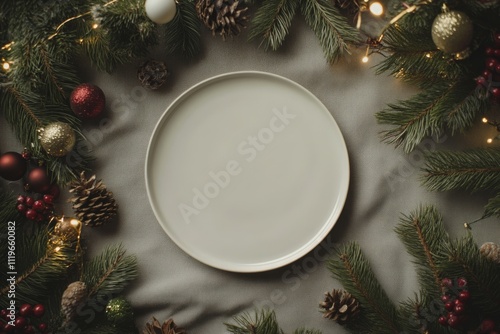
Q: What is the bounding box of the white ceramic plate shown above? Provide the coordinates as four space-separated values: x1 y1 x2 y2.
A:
145 71 349 272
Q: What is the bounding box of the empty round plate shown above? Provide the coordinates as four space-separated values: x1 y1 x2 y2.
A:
145 71 349 272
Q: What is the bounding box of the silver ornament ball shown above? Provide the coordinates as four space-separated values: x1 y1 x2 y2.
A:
431 9 473 55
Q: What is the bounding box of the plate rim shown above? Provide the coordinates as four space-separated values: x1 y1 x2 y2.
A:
145 70 350 273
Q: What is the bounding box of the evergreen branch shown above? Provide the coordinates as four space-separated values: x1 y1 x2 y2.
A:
395 206 449 300
376 80 482 153
83 244 138 299
422 148 500 192
484 192 500 219
163 0 202 59
300 0 360 64
248 0 299 51
225 309 284 334
328 243 402 333
438 234 500 317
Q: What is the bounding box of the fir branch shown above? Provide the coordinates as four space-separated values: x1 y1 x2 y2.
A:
484 192 500 219
83 244 138 299
163 0 202 59
376 80 482 153
395 206 449 299
248 0 299 51
438 233 500 317
422 148 500 192
328 243 403 333
225 309 284 334
300 0 360 64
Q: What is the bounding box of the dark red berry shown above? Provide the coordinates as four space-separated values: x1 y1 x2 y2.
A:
2 324 14 333
494 33 500 46
25 196 34 207
480 318 496 332
25 209 37 220
32 304 45 318
441 278 453 288
21 151 31 160
495 64 500 74
38 323 48 332
438 316 448 326
42 194 54 205
458 290 470 302
454 303 466 314
486 58 498 70
18 304 32 317
16 204 27 213
448 314 461 329
32 200 45 212
445 301 454 311
476 76 487 86
457 277 468 288
16 195 26 204
484 70 493 78
441 294 452 303
0 309 7 320
14 316 26 328
486 47 495 56
491 87 500 98
23 325 35 334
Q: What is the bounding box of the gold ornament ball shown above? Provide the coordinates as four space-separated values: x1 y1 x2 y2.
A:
431 9 473 55
53 216 81 242
39 122 76 157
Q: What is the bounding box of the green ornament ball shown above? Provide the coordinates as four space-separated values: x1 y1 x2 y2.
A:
105 297 134 326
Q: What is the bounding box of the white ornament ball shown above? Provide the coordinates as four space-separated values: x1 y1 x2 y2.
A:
145 0 177 25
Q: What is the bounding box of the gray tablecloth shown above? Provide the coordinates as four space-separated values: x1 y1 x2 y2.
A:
1 19 498 334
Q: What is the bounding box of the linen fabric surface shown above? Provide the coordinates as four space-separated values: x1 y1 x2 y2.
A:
0 19 497 334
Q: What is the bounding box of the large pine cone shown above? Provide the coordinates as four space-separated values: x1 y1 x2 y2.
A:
143 317 187 334
320 289 360 324
195 0 248 40
480 242 500 264
69 172 118 227
61 281 88 327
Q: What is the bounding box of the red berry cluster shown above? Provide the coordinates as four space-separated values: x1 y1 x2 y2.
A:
0 303 47 334
16 195 54 222
476 33 500 101
437 277 471 329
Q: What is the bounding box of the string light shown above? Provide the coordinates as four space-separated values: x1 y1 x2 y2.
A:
92 23 99 29
55 246 61 252
369 1 384 16
487 138 493 144
483 117 489 123
2 62 10 70
362 56 369 63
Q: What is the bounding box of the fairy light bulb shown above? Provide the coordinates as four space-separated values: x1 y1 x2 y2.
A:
362 56 369 63
482 117 488 123
487 138 493 144
3 62 10 70
92 23 99 29
369 1 384 16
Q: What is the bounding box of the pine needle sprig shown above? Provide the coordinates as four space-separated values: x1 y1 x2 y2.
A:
248 0 299 51
395 206 449 300
328 243 403 333
163 0 202 59
225 309 284 334
300 0 361 64
422 148 500 193
438 233 500 317
82 244 138 300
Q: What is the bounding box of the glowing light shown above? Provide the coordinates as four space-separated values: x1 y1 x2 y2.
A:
55 246 61 252
78 38 84 43
362 56 369 63
70 219 81 227
425 53 431 58
487 138 493 144
369 2 384 16
92 23 99 29
2 62 10 70
482 117 488 123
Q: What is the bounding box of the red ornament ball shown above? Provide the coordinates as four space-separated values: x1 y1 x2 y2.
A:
70 83 106 119
0 152 27 181
27 167 51 193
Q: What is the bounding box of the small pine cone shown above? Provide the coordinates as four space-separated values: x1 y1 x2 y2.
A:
138 60 170 90
69 172 118 227
143 317 187 334
320 289 360 325
61 281 88 326
195 0 248 40
480 242 500 264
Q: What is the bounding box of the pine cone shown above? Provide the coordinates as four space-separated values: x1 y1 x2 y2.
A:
143 317 187 334
480 242 500 264
195 0 248 40
138 60 169 90
320 289 360 325
61 281 88 326
69 172 118 227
